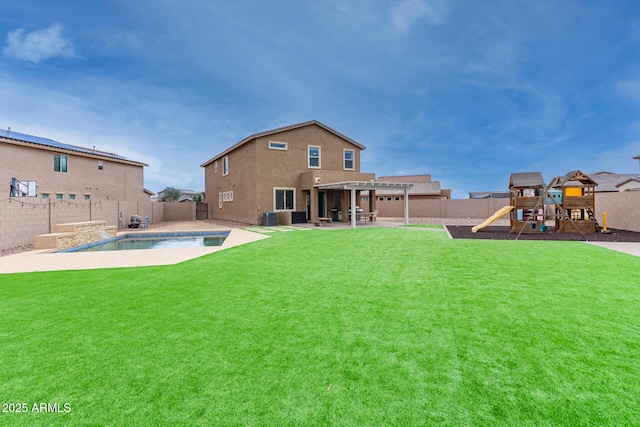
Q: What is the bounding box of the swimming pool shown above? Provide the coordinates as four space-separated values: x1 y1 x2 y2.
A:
59 231 229 252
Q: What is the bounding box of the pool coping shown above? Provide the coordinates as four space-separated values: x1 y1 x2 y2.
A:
56 230 231 253
0 229 269 274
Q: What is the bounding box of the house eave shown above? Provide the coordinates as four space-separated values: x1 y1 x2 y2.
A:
0 134 148 167
201 120 367 168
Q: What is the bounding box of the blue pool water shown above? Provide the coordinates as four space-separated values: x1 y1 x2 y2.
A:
60 232 229 252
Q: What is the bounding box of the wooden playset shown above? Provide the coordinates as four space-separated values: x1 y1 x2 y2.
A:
509 172 547 234
500 171 600 239
547 170 599 234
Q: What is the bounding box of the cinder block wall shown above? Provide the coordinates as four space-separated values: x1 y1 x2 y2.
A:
0 199 193 250
377 198 511 218
0 199 50 250
163 202 196 222
595 192 640 232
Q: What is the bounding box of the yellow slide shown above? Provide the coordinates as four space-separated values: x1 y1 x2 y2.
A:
472 206 514 233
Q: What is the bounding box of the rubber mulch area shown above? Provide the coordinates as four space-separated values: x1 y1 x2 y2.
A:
447 226 640 242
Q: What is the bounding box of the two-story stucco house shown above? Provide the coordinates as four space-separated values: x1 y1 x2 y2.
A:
201 121 413 226
1 129 149 202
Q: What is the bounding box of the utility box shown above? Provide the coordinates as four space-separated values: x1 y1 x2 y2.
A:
262 212 277 226
291 211 307 224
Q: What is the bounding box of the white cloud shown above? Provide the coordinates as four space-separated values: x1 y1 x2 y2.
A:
615 79 640 99
390 0 444 33
3 23 75 64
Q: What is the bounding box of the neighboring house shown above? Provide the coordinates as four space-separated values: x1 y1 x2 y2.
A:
589 171 640 193
616 177 640 192
157 188 203 203
201 120 413 225
1 129 148 202
361 174 450 215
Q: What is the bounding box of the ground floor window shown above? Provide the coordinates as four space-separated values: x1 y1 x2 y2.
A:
274 188 295 211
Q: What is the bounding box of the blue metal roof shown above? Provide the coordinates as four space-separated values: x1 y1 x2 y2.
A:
0 128 129 161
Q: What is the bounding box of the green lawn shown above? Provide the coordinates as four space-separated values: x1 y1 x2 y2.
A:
1 228 639 426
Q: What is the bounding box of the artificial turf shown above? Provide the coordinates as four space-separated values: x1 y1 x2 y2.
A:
1 227 639 426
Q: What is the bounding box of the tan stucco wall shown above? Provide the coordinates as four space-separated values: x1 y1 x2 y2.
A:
204 139 257 224
1 138 147 202
203 123 371 225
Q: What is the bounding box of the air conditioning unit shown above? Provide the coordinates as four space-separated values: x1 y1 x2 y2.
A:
314 177 321 184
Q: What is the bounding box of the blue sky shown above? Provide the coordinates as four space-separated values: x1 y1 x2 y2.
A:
2 0 640 198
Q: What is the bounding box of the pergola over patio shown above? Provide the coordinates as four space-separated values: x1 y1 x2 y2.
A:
315 181 415 228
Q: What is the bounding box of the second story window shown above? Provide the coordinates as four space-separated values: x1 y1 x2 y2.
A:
269 141 288 150
223 156 229 176
54 154 67 173
308 146 321 168
344 149 354 170
98 161 104 170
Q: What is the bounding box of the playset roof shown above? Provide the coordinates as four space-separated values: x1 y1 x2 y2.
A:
548 170 598 188
509 172 544 188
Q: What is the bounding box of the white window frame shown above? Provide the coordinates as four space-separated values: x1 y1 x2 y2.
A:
343 149 355 170
223 156 229 176
98 161 104 170
308 145 321 169
222 191 234 202
214 161 218 173
274 188 296 211
219 192 223 208
268 141 288 151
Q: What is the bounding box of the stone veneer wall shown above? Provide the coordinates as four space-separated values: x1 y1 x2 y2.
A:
34 221 117 250
56 222 117 251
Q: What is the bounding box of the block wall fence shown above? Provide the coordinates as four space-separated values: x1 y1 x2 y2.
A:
0 199 196 250
378 192 640 232
1 193 638 250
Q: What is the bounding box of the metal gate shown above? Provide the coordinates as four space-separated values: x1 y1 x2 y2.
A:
196 203 209 220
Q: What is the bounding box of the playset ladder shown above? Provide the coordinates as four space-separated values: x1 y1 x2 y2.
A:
586 209 601 232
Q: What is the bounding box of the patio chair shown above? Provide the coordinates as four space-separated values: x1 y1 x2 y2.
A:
369 209 378 222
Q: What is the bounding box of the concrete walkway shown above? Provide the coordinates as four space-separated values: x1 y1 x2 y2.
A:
585 242 640 258
0 229 268 274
